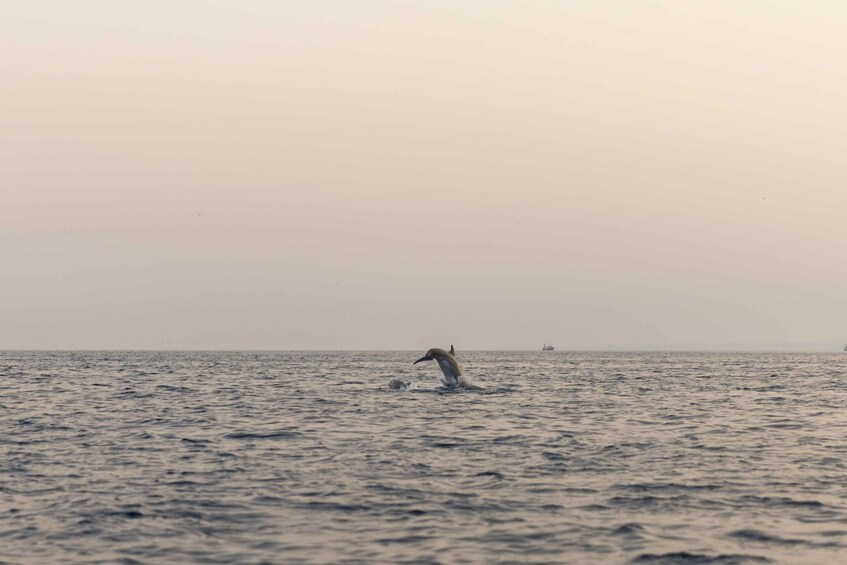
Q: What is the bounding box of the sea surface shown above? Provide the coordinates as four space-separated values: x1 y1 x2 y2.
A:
2 351 847 564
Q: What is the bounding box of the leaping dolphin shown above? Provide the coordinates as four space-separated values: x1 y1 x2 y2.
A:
413 345 478 389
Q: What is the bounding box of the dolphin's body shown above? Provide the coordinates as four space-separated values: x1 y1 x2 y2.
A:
413 345 478 389
388 378 411 391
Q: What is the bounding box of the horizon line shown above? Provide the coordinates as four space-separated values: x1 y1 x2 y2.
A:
2 347 844 353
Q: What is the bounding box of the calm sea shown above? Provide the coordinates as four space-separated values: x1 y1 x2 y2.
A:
2 351 846 564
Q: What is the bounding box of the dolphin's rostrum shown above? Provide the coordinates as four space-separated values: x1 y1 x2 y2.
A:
413 345 477 389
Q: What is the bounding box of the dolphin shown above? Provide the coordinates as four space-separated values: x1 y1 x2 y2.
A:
413 345 478 389
388 378 411 391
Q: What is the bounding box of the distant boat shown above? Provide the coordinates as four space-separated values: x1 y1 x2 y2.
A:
542 344 554 351
844 344 847 352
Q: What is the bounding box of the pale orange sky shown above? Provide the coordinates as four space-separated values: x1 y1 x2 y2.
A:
2 1 846 349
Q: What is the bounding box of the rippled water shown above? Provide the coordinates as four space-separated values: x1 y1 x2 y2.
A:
2 351 847 564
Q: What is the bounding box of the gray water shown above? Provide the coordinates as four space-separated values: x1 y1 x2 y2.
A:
2 351 847 564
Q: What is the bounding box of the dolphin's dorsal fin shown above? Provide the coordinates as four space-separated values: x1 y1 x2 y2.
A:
450 345 455 356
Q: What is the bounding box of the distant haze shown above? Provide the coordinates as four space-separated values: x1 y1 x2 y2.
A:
2 1 846 350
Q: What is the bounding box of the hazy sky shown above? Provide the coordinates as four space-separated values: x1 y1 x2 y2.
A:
2 1 846 350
